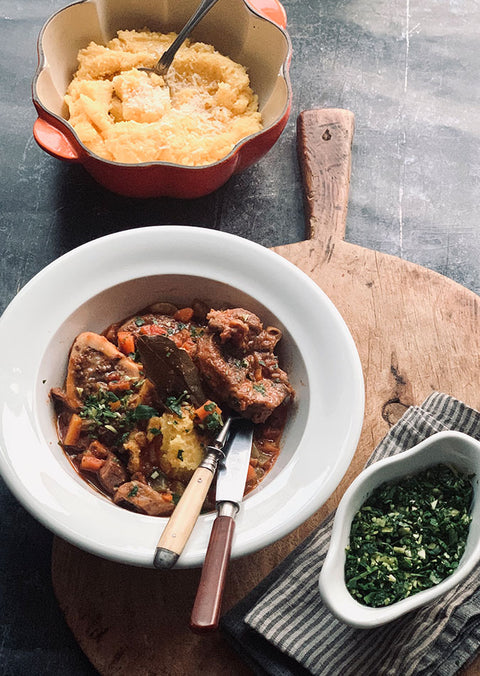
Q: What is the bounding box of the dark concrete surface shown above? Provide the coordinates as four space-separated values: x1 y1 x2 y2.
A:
0 0 478 673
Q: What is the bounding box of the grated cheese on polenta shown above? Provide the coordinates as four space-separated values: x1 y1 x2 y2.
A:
64 29 263 166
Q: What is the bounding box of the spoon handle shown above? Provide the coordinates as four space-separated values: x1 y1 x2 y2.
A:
155 0 221 76
190 509 236 632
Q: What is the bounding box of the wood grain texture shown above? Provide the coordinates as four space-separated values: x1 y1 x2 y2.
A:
51 109 480 676
190 515 236 633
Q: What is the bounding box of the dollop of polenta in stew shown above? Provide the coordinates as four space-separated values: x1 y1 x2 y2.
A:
51 301 294 516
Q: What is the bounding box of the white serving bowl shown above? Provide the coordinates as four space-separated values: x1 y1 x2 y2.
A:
0 226 364 568
319 430 480 628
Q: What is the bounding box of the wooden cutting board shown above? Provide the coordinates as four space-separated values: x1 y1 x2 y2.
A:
52 109 480 675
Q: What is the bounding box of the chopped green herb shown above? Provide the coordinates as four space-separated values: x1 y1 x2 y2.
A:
131 404 159 420
253 383 266 395
79 389 158 446
203 411 223 433
127 484 139 498
134 317 146 326
166 391 187 416
149 427 161 436
177 449 184 461
345 464 473 607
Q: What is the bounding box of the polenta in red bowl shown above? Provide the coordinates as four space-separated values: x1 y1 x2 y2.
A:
32 0 292 197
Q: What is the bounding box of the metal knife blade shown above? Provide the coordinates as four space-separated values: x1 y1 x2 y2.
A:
215 418 254 506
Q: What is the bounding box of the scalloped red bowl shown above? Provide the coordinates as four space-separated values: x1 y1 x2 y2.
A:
32 0 292 198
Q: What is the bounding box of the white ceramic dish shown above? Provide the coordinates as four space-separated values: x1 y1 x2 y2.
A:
319 430 480 628
0 226 364 568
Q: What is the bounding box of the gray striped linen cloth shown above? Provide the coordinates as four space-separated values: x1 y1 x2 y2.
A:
220 392 480 676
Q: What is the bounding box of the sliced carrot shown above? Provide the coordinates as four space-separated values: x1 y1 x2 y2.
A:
246 464 257 483
161 492 173 503
107 379 132 393
63 413 83 446
139 324 168 336
179 337 196 354
80 454 105 472
195 400 222 421
117 331 135 355
174 307 194 323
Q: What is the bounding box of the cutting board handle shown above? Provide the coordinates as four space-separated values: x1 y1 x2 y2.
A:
297 109 355 249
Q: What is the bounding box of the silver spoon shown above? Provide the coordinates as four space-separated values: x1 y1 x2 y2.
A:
140 0 221 78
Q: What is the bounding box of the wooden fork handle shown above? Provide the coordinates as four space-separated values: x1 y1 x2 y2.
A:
154 466 214 568
190 515 235 633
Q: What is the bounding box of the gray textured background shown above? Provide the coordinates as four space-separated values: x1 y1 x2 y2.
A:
0 0 479 672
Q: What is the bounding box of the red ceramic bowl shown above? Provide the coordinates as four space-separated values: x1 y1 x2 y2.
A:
32 0 292 198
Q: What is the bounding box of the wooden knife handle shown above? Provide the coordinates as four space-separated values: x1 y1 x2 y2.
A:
153 466 214 568
190 515 235 633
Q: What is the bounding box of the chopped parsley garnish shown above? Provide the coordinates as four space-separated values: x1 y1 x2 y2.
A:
127 484 139 498
345 464 473 607
79 389 158 445
134 317 146 326
131 404 159 420
203 411 223 433
165 391 187 416
253 383 266 395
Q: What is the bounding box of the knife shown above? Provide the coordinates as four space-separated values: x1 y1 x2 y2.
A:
190 418 254 632
153 415 235 569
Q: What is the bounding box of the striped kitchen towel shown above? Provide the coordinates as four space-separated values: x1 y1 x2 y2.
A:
220 392 480 676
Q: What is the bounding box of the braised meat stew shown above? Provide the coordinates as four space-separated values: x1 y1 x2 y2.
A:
51 302 294 517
